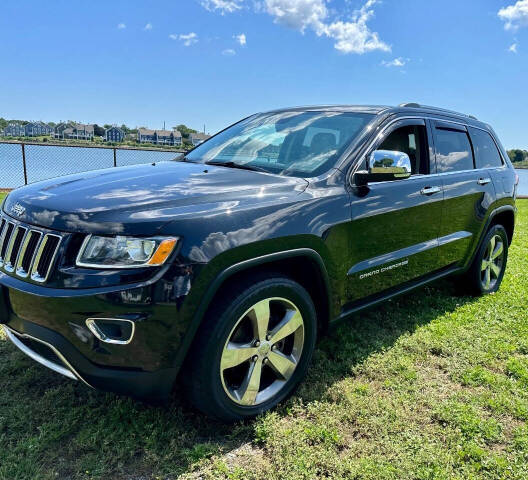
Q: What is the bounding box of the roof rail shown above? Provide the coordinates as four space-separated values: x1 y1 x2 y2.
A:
398 103 478 120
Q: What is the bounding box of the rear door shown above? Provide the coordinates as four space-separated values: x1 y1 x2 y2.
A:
432 120 496 267
347 118 444 303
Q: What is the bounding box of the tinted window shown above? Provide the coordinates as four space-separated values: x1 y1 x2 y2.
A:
469 127 503 169
379 125 429 174
434 128 474 173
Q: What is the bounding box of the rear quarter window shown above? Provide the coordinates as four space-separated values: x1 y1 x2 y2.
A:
469 127 504 169
434 128 474 173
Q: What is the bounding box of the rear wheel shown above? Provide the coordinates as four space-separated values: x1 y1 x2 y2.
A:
462 224 508 296
184 276 317 421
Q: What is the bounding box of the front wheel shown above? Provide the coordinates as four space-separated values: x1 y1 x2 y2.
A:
463 224 509 296
184 276 317 422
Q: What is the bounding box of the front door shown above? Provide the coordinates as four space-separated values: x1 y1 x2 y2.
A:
346 118 444 304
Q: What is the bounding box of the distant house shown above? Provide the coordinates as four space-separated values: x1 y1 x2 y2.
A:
189 132 210 146
156 130 176 145
137 128 156 144
137 128 182 146
53 123 71 139
55 123 94 140
25 122 54 137
173 130 182 146
2 123 26 137
105 126 125 142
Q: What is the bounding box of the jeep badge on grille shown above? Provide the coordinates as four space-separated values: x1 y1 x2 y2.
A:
10 203 26 217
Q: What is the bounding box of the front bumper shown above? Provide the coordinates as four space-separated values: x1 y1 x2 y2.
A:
0 270 197 399
2 320 175 398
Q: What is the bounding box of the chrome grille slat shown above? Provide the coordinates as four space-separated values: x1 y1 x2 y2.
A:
0 213 63 284
2 223 17 270
16 230 42 278
5 226 28 272
30 234 62 283
0 219 8 266
1 222 15 263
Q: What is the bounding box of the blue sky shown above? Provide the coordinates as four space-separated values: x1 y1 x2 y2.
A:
1 0 527 148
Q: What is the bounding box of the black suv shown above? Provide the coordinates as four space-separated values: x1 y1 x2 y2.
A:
0 104 518 421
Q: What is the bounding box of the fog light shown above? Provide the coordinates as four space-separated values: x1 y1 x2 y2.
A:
85 318 135 345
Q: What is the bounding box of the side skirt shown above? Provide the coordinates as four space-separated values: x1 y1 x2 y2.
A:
331 265 461 328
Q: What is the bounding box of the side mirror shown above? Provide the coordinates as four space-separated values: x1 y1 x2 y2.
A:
355 150 412 186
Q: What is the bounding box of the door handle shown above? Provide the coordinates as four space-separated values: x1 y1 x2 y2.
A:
420 186 441 196
477 177 491 185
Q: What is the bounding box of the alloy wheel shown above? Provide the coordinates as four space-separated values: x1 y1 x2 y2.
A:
480 234 505 290
220 297 305 406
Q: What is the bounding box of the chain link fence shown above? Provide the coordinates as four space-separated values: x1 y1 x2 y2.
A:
1 141 184 190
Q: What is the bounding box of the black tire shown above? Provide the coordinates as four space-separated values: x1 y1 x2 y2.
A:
462 224 509 296
183 275 317 422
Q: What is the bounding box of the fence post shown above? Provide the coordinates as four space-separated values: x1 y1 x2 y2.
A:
21 143 28 185
113 148 117 168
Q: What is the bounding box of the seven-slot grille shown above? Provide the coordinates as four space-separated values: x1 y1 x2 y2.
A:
0 213 62 283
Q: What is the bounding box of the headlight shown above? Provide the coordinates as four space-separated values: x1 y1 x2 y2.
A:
76 235 179 269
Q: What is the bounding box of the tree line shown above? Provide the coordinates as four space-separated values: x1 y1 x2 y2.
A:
0 118 200 142
507 149 528 164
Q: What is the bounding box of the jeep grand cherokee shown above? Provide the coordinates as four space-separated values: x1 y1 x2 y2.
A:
0 103 517 421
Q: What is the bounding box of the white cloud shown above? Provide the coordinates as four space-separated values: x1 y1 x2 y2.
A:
222 48 237 55
117 23 126 29
262 0 390 54
235 33 247 45
498 0 528 30
201 0 243 14
509 42 518 52
382 57 406 67
170 32 199 46
144 23 153 31
264 0 327 33
199 0 389 55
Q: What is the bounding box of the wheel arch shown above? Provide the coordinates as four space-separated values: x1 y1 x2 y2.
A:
463 204 516 271
173 248 332 374
488 207 515 245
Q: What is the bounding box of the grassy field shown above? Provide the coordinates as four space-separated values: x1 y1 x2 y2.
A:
0 200 527 479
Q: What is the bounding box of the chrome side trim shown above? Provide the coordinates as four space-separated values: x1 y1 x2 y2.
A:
85 318 136 345
2 325 93 388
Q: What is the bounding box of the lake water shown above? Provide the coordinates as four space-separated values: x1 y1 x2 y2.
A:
1 143 181 189
516 169 528 197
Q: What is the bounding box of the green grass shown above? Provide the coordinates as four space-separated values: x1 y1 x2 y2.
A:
1 201 528 480
0 193 7 202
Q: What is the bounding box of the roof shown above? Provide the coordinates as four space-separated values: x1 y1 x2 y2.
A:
156 130 173 137
139 128 179 137
107 126 124 133
264 103 486 127
138 128 156 135
190 132 210 140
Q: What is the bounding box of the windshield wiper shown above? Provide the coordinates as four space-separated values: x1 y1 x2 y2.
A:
204 161 268 173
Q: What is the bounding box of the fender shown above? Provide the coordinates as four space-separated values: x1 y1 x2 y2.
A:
171 248 332 373
462 204 516 271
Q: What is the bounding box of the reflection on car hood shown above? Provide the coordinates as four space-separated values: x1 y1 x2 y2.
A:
3 161 308 235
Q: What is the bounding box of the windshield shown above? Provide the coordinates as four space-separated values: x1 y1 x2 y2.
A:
185 111 374 177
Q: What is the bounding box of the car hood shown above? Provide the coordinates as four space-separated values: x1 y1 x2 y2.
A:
3 161 308 235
